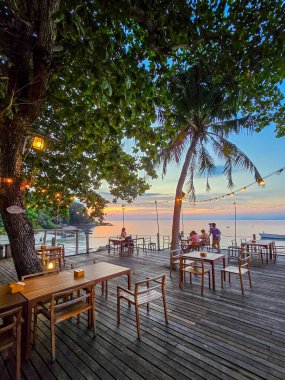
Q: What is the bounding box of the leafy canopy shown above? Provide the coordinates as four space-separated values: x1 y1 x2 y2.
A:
0 0 284 221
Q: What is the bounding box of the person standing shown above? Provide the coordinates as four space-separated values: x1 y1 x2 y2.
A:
209 223 221 252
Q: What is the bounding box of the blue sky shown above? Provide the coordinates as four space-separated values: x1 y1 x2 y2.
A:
104 123 285 221
104 80 285 221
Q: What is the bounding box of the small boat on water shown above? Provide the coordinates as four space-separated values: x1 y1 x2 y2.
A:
259 233 285 240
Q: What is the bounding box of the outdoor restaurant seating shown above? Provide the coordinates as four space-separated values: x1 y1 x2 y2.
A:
0 306 22 380
117 274 168 339
227 246 243 263
170 248 183 278
36 246 65 269
221 255 252 295
35 284 95 362
179 257 211 296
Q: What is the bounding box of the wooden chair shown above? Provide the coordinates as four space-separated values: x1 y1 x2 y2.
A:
21 268 60 281
71 260 108 296
36 246 65 269
170 248 183 278
221 255 252 295
0 307 22 380
117 275 168 339
180 239 191 253
227 246 243 263
35 284 95 362
163 236 170 250
179 257 211 296
122 237 135 256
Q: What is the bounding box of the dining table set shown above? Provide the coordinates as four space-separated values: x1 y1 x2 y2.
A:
0 261 132 362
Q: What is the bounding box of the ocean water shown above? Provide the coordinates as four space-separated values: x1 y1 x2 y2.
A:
1 219 284 256
87 219 285 250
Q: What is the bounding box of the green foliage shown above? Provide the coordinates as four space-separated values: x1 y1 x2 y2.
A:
69 202 93 225
0 0 284 223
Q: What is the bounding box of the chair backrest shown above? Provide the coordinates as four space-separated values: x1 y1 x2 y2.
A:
231 239 238 246
170 248 182 259
21 268 59 281
240 238 246 243
0 306 22 343
71 259 95 269
51 284 94 316
238 255 250 271
134 275 166 296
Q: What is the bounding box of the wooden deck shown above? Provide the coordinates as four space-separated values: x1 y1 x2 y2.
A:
1 249 285 379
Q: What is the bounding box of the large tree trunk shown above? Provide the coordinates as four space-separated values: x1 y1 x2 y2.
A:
0 118 42 279
0 0 60 278
0 191 42 279
171 137 198 251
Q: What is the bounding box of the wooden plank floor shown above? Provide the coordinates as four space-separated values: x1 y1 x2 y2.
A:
1 249 285 379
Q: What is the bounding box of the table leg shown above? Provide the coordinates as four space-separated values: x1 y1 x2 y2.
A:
25 302 33 360
21 302 28 362
211 262 215 290
223 257 226 281
108 239 110 255
127 270 132 306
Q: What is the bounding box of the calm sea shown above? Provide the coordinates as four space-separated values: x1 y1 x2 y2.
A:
87 219 285 249
1 219 284 255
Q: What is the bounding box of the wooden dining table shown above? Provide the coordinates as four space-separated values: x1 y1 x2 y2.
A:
19 262 132 359
182 252 226 290
241 240 273 263
108 238 126 255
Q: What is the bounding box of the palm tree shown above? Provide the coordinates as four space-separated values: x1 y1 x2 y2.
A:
159 64 264 251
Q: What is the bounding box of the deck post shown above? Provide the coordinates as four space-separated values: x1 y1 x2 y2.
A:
75 229 79 255
85 232 90 255
43 230 47 245
157 233 160 251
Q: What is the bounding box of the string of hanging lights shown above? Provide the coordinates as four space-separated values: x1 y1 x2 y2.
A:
189 166 285 206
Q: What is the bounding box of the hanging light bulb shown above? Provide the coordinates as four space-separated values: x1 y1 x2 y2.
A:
2 177 13 185
32 136 44 150
241 187 247 192
258 179 265 186
230 192 235 197
222 196 226 199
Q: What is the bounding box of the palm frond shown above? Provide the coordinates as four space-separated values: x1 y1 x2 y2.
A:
208 135 263 185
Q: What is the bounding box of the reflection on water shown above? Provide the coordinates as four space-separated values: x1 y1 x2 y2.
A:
1 219 284 255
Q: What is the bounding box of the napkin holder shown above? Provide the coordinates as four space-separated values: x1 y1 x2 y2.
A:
200 251 207 258
74 269 85 278
10 282 25 294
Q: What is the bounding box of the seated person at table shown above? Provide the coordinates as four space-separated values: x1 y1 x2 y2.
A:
199 229 209 246
120 228 127 239
188 231 200 249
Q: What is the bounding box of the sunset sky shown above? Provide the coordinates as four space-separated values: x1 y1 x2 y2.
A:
103 80 285 222
104 123 285 221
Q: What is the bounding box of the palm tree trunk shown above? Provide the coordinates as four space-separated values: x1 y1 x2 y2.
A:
171 137 198 251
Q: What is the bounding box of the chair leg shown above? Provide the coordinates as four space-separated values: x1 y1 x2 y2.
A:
239 273 244 295
229 273 231 283
208 272 211 289
248 271 253 288
33 307 38 345
51 322 56 362
179 269 182 288
201 274 204 296
162 292 168 324
117 290 121 324
221 270 224 288
16 328 21 380
147 302 150 313
135 303 141 339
